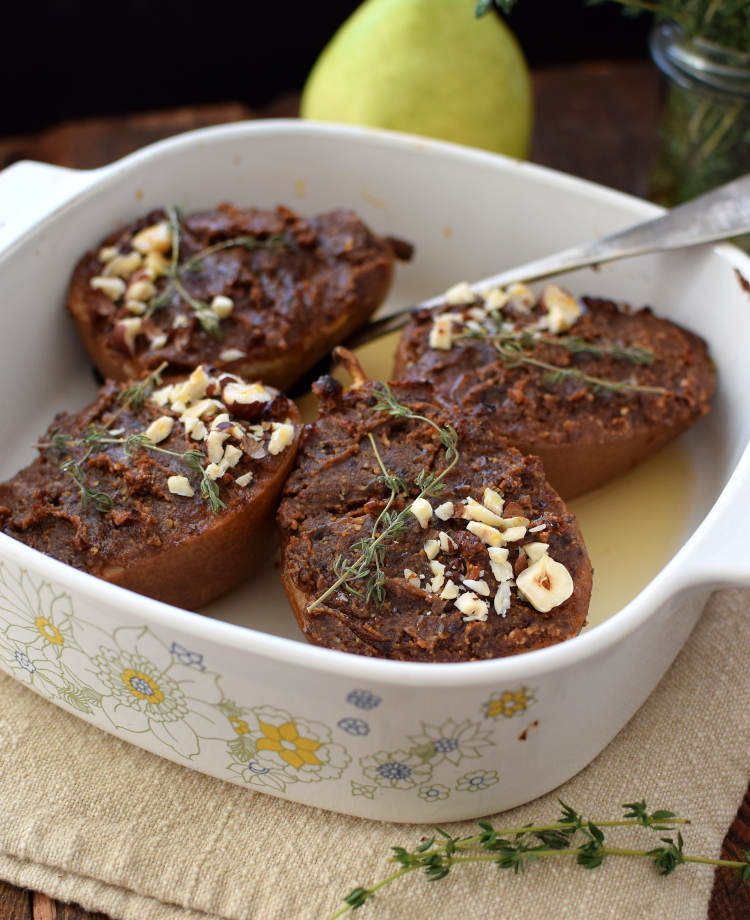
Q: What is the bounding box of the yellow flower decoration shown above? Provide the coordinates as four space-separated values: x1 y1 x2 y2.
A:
256 720 322 769
34 616 64 646
121 669 165 704
484 687 535 719
230 717 250 735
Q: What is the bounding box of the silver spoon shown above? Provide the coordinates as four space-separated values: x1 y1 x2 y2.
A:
349 171 750 347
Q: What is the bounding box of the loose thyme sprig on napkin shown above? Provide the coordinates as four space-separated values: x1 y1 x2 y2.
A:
328 799 750 918
308 383 458 610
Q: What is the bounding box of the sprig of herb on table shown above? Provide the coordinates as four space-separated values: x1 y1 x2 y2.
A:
307 384 458 610
328 799 750 918
457 314 669 397
38 363 226 516
145 206 287 336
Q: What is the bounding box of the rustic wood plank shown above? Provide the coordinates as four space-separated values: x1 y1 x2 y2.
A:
0 879 32 920
709 783 750 920
32 892 110 920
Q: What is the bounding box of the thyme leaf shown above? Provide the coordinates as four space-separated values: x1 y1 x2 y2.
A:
307 385 459 611
327 799 749 918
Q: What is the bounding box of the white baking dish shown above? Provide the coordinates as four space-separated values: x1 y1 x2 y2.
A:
0 121 747 823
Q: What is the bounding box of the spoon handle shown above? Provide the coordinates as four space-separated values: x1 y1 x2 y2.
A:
351 172 750 346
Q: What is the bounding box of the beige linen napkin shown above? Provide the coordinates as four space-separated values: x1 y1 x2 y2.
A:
1 588 749 920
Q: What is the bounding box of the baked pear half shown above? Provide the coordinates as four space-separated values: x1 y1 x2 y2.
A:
277 350 592 661
0 365 300 608
67 203 410 391
392 282 716 498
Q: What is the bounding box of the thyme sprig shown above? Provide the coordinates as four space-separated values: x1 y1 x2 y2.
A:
145 206 287 337
38 364 225 515
329 799 750 918
456 314 669 397
308 384 458 610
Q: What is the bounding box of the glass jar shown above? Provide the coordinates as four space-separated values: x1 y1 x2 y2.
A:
649 21 750 207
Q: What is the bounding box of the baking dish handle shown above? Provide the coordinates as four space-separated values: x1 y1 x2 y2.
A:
684 450 750 589
0 160 98 255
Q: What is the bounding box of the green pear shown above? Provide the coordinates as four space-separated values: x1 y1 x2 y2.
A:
301 0 533 158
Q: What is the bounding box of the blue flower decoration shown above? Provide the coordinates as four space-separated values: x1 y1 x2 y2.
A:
14 650 35 673
346 688 381 710
377 761 412 782
170 642 205 671
337 717 370 736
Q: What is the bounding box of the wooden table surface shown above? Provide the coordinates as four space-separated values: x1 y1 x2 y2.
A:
0 60 748 920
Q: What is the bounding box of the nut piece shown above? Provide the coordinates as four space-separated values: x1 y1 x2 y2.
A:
462 497 504 527
89 276 126 301
463 578 490 596
487 546 513 582
483 287 510 312
523 542 549 563
211 294 235 319
103 251 143 279
439 579 460 600
429 314 457 350
167 475 194 498
117 318 143 354
143 415 174 444
173 366 211 405
127 278 157 302
507 282 536 312
223 444 243 468
494 581 511 617
466 520 504 546
132 221 172 254
268 421 295 455
219 348 246 362
124 299 147 315
541 284 582 334
144 251 170 280
403 568 421 588
516 554 574 613
482 488 504 517
98 245 120 263
455 592 489 622
409 497 433 529
424 539 440 560
435 501 454 521
444 281 476 306
223 381 272 406
235 471 254 487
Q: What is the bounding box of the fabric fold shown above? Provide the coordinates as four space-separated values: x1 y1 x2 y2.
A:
1 588 748 920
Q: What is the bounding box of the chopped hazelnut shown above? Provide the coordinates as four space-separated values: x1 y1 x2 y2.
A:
466 520 504 546
541 284 582 334
439 579 460 600
144 415 174 444
89 276 126 301
523 542 549 563
268 421 295 455
98 245 120 263
219 348 247 362
516 554 574 613
409 497 433 529
482 488 505 516
463 578 490 596
103 251 143 279
435 501 454 521
167 475 194 497
462 496 503 527
211 294 234 319
487 546 513 582
455 592 489 622
483 287 510 311
235 471 254 487
131 221 171 254
424 539 440 560
444 281 476 306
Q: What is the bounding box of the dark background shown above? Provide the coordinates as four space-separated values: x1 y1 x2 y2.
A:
3 1 651 137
